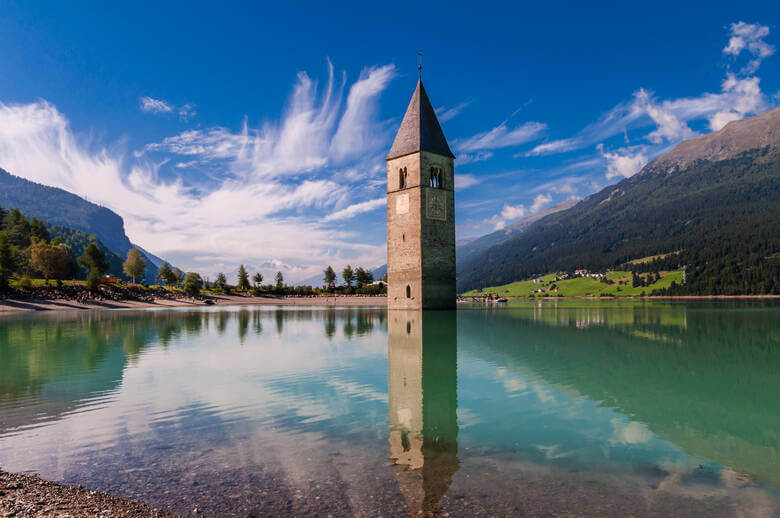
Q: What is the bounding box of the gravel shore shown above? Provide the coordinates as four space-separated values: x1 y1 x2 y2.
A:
0 294 387 313
0 470 169 517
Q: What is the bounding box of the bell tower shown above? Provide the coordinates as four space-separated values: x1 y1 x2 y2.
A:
386 80 456 309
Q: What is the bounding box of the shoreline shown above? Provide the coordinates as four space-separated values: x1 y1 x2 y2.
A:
2 293 777 314
0 294 388 314
461 294 780 301
0 469 169 517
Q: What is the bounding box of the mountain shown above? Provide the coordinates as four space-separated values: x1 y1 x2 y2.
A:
458 108 780 295
456 199 579 267
347 200 577 287
372 264 387 280
0 168 164 282
648 108 780 172
296 264 387 288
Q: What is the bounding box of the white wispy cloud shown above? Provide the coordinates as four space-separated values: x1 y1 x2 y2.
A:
457 151 493 164
178 103 196 121
142 127 247 162
140 96 197 122
139 96 173 114
529 192 552 212
437 100 471 122
455 174 481 190
485 202 529 231
706 73 767 131
723 22 775 75
525 22 774 160
524 138 582 156
481 192 560 232
634 89 696 144
0 61 397 283
598 144 649 180
455 121 546 152
142 62 397 180
552 183 577 195
500 203 526 221
330 64 396 162
324 197 385 222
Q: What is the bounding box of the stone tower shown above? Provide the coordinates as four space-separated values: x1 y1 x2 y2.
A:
386 80 456 310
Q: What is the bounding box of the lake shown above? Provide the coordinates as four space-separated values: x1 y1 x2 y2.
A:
0 302 778 516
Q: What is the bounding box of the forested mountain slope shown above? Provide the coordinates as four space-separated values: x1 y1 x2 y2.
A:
457 199 578 267
0 206 128 281
0 168 161 282
458 109 780 295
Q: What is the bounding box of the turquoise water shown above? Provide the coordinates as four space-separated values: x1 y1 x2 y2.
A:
0 302 778 516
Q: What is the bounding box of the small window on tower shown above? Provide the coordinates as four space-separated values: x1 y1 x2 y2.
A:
399 168 408 189
406 285 411 298
429 167 442 188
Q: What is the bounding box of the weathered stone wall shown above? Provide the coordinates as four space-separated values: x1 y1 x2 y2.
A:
421 152 456 309
387 153 423 309
387 151 456 310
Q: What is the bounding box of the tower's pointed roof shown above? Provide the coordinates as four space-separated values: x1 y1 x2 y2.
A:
386 80 454 160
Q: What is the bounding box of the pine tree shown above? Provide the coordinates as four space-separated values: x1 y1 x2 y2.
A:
214 272 228 292
156 262 177 286
342 265 354 288
355 267 373 287
29 219 50 242
275 271 284 289
237 264 250 291
323 266 336 288
78 243 110 292
0 232 14 288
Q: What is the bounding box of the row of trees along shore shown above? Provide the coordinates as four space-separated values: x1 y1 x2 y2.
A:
1 204 385 297
206 264 386 296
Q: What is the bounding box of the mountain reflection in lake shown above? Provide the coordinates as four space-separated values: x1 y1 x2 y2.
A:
0 302 778 516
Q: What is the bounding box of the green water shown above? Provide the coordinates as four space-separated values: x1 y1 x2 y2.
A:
0 302 777 516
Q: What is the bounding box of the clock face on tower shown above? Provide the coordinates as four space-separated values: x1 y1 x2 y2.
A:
427 190 446 221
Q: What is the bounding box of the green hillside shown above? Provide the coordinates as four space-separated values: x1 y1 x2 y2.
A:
458 148 780 295
463 269 684 298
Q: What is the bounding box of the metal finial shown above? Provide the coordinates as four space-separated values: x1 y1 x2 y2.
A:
418 51 422 80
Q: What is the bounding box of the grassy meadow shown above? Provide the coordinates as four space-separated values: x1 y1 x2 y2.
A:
462 269 685 298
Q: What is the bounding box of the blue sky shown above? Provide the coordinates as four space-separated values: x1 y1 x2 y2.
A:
0 1 777 282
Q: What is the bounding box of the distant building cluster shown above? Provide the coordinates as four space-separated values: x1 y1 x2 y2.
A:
572 270 605 279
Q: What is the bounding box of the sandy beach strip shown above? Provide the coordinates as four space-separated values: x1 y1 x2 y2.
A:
0 294 387 314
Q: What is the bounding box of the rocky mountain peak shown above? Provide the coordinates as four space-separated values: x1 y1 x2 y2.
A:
646 107 780 173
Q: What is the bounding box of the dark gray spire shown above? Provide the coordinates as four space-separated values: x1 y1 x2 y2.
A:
386 80 455 160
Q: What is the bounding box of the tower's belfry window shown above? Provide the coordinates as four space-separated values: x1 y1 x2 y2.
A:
399 167 408 189
429 167 442 188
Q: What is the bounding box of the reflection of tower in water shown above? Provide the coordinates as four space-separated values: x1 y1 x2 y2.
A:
388 311 459 516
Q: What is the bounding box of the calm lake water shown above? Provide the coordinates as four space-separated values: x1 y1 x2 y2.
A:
0 302 778 516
